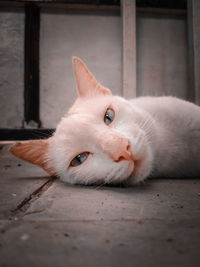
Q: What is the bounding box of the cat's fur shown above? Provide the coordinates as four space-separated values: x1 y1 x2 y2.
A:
11 57 200 185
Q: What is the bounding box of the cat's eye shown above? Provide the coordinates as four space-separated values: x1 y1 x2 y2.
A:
70 152 89 167
104 108 115 125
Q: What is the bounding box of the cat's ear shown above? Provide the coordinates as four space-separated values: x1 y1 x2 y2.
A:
10 139 55 176
73 57 112 97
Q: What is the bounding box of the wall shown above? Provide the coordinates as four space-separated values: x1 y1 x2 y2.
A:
0 8 189 129
0 8 24 128
40 11 122 128
137 12 188 99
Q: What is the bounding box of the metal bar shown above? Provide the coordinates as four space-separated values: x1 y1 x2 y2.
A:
187 0 200 105
0 0 187 9
121 0 136 98
0 129 55 141
24 4 41 127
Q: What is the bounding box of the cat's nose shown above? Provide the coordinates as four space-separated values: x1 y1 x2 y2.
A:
99 133 133 162
109 138 133 162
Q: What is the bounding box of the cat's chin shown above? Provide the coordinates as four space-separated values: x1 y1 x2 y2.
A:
127 147 154 185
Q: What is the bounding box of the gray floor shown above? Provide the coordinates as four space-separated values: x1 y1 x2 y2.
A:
0 143 200 267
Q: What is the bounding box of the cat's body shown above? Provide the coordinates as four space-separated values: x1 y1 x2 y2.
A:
130 96 200 178
10 58 200 186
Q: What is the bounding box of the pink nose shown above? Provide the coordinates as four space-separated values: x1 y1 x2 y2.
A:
109 139 132 162
100 133 133 162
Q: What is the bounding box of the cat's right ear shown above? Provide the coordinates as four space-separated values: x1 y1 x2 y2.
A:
10 139 55 176
73 57 112 98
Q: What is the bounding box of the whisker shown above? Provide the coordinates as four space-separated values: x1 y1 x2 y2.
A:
33 129 54 138
138 117 156 145
94 180 108 190
28 131 47 139
25 129 54 140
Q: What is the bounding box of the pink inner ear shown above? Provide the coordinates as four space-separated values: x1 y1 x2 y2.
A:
10 140 55 176
73 57 112 97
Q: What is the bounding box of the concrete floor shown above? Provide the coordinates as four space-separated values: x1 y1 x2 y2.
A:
0 143 200 267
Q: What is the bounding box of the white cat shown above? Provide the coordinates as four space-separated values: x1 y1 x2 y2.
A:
11 57 200 185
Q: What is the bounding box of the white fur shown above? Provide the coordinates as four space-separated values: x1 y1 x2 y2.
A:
48 95 200 185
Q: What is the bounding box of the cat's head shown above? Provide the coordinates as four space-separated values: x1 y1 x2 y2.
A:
10 58 153 185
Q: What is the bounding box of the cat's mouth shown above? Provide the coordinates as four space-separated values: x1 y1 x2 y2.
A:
132 158 142 176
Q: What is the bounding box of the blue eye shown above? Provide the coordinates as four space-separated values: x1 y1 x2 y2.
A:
104 108 115 125
70 152 89 167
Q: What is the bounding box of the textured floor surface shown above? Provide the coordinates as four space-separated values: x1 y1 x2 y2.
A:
0 143 200 267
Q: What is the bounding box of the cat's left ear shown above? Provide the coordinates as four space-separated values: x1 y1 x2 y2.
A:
10 139 55 176
73 57 112 98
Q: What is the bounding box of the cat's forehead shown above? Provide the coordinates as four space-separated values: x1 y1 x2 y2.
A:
69 95 114 114
54 109 105 157
54 95 123 143
58 112 96 134
56 100 106 138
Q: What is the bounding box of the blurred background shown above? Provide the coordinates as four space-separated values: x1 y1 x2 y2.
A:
0 0 199 139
